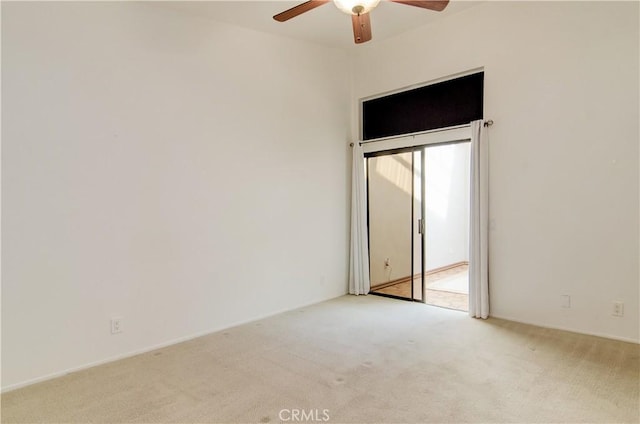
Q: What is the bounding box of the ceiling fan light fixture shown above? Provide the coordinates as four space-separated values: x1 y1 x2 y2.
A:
273 0 449 45
333 0 380 15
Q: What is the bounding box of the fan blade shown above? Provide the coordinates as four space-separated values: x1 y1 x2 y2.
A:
273 0 331 22
390 1 449 12
352 12 372 44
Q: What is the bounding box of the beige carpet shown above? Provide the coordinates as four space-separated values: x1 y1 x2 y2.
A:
2 295 639 423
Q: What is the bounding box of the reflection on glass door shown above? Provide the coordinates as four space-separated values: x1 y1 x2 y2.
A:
367 150 423 301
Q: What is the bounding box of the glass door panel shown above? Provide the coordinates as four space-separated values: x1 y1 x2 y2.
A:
423 142 471 311
367 151 414 300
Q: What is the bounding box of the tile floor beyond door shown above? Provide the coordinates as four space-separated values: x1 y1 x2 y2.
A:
372 264 469 311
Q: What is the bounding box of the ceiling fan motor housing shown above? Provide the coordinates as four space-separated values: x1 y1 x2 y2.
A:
334 0 381 16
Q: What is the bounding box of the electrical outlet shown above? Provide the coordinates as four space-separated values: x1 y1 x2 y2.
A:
111 317 123 334
384 258 390 267
613 302 624 317
561 295 571 308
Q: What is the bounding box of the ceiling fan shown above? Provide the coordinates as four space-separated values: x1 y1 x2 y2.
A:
273 0 449 44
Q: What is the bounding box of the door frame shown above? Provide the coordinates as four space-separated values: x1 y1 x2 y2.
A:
364 127 472 304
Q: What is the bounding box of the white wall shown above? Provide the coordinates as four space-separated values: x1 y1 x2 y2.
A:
425 142 470 271
352 1 639 342
1 2 351 390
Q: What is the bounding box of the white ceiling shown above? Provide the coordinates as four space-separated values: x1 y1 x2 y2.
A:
156 1 482 49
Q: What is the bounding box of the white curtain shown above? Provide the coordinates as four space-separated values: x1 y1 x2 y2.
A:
469 120 490 318
349 142 370 295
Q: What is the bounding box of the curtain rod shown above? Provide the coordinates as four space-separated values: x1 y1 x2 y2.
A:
350 119 494 147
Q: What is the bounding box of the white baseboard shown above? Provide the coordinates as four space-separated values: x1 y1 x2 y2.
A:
1 291 347 393
489 313 640 345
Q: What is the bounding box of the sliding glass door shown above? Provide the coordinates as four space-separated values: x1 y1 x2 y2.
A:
366 141 471 309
